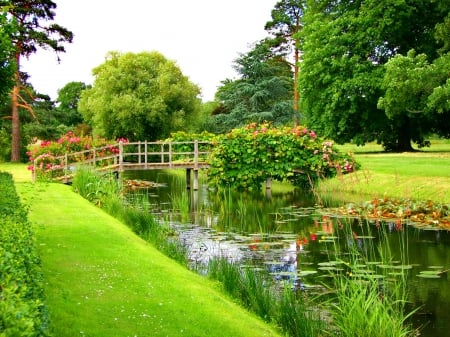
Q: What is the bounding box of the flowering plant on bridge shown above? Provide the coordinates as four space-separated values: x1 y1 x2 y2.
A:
27 132 126 178
208 123 358 190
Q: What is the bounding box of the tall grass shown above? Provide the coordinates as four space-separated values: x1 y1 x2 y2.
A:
168 176 190 222
207 257 325 337
323 220 417 337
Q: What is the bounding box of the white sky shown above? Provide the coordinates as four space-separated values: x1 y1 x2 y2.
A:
21 0 278 102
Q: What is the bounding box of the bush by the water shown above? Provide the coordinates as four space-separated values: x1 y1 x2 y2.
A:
207 123 358 189
0 172 49 336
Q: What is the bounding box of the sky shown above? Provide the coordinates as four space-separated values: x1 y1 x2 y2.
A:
21 0 279 102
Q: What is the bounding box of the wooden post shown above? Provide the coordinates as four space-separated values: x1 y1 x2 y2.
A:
193 169 199 191
119 141 123 172
194 140 199 170
186 168 191 189
169 142 172 168
144 141 148 167
138 141 142 164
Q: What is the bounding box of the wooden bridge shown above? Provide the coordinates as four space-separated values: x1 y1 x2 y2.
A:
32 141 211 190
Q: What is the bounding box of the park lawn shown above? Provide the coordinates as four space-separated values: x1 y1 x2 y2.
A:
319 141 450 204
3 164 281 337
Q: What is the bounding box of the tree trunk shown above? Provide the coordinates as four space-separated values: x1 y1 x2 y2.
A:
11 52 21 162
10 84 21 162
293 46 299 126
395 117 414 152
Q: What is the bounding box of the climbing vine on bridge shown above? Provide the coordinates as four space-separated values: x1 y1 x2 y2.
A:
207 123 358 190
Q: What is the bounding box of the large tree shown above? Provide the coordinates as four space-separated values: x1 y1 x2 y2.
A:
78 51 201 141
209 39 294 134
0 8 15 103
4 0 73 161
299 0 448 151
265 0 306 125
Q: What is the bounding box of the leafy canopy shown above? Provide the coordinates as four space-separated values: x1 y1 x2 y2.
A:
299 0 449 151
78 51 201 141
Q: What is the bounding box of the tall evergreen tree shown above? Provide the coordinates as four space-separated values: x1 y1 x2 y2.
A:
4 0 73 161
210 39 293 133
265 0 306 125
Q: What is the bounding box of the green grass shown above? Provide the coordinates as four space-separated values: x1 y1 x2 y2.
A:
2 164 281 337
319 141 450 204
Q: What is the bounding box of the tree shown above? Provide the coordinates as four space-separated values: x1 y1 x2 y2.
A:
56 81 89 127
78 51 201 141
265 0 306 125
4 0 73 162
0 8 15 103
299 0 448 151
209 40 294 134
378 50 450 147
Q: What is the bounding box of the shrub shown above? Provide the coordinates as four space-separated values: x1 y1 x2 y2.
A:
208 123 358 190
0 172 49 336
27 131 125 180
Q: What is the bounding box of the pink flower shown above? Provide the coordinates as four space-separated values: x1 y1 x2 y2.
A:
309 131 316 138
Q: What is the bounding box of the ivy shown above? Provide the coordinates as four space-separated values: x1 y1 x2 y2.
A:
208 123 358 190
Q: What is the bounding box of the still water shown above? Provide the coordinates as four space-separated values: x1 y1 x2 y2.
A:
124 170 450 337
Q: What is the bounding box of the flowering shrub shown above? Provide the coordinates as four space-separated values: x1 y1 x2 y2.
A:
27 132 126 178
208 123 358 190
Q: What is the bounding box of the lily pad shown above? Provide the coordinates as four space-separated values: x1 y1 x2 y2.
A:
417 274 441 279
298 270 318 276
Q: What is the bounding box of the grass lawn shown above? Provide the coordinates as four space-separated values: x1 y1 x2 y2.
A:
2 163 281 337
319 140 450 204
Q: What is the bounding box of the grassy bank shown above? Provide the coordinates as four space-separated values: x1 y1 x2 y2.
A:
2 163 281 337
318 141 450 204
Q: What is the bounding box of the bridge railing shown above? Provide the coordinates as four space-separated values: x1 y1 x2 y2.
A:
119 140 211 169
32 140 212 182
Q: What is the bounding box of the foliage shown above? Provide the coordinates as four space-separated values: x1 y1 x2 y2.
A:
78 51 201 141
26 131 123 179
5 0 73 161
379 50 450 144
164 130 214 161
55 81 90 131
0 172 49 336
0 9 16 102
299 0 449 152
208 40 294 133
207 257 325 337
208 123 358 190
323 221 416 337
326 197 450 230
265 0 306 124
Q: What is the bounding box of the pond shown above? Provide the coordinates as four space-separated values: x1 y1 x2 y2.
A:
124 170 450 337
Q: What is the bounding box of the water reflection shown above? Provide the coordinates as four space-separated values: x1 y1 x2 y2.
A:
123 170 450 337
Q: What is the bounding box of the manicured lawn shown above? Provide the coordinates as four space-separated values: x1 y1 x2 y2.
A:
320 141 450 204
3 164 281 337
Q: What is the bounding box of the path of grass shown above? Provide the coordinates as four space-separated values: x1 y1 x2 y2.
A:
3 164 281 337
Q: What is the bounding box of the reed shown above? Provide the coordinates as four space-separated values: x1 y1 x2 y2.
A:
206 257 324 337
276 288 325 337
323 220 417 337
